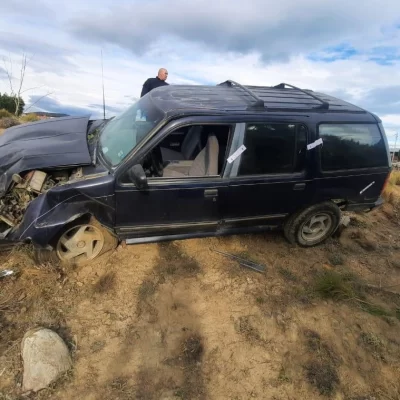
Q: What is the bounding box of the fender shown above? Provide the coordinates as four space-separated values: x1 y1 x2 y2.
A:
8 174 116 248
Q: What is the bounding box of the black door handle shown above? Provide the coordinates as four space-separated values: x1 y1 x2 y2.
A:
293 183 306 191
204 189 218 198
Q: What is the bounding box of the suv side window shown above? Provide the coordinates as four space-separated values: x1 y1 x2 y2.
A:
319 124 388 171
238 123 307 176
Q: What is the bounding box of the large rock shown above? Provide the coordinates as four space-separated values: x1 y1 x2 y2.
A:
21 327 72 392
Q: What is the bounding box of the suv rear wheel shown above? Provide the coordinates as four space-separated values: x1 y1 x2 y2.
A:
283 202 341 247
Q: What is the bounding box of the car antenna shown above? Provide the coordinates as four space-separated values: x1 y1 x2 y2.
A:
101 49 106 120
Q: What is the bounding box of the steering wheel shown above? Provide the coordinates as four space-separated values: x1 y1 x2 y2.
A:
149 146 164 177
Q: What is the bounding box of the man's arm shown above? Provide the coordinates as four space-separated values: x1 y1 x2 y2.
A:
140 79 150 97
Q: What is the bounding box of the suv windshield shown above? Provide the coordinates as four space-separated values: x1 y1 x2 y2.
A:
99 96 164 166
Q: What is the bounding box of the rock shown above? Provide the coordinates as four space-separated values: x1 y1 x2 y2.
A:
21 327 72 393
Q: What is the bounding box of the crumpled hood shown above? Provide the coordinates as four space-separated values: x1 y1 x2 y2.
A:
0 116 92 197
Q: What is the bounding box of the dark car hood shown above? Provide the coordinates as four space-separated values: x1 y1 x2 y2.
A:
0 116 92 197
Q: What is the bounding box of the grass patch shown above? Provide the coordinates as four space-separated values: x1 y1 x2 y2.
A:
155 242 201 278
256 296 266 304
19 113 40 123
235 316 266 344
278 366 292 383
360 332 384 351
181 334 203 365
304 330 339 366
0 109 13 119
278 266 298 282
327 253 345 266
305 361 339 396
313 270 358 301
389 171 400 186
361 302 393 317
383 172 400 206
138 279 156 300
94 272 116 294
311 270 397 318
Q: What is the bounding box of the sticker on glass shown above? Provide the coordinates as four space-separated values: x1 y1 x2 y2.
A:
307 138 323 150
227 145 246 164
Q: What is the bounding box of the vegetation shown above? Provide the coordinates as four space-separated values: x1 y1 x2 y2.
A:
383 171 400 207
0 93 25 116
19 113 40 123
0 117 20 129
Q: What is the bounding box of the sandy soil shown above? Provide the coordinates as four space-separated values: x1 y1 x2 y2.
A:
1 204 400 400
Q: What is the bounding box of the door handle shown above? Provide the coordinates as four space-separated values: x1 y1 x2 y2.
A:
204 189 218 198
293 183 306 191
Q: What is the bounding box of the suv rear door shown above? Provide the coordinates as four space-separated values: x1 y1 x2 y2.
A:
221 121 316 232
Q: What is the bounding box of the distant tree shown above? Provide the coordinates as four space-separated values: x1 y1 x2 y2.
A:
2 53 52 116
0 92 25 115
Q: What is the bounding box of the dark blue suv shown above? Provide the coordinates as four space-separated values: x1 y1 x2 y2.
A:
0 81 392 264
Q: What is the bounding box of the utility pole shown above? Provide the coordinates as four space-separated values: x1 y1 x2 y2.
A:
392 132 398 163
101 49 106 120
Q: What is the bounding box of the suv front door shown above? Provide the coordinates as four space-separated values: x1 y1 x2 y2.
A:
221 122 316 232
114 119 234 243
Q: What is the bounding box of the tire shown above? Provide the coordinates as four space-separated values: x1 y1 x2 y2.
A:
35 218 118 266
283 202 341 247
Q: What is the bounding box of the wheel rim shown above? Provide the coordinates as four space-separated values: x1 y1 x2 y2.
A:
56 224 105 264
300 213 333 243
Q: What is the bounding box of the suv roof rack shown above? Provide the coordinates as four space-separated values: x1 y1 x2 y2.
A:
273 83 329 110
218 80 265 110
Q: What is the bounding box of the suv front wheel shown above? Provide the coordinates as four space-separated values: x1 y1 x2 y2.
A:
283 202 341 247
35 219 118 266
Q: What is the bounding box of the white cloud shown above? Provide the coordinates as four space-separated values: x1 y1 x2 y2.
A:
0 0 398 137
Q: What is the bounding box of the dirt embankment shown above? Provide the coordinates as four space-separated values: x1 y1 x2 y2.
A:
1 199 400 399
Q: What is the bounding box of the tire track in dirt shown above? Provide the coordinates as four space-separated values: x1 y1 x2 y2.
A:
105 241 208 400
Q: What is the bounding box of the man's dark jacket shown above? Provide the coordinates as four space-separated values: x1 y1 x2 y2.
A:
140 77 169 97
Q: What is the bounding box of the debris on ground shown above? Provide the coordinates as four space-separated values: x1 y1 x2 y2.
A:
0 269 15 279
212 248 265 273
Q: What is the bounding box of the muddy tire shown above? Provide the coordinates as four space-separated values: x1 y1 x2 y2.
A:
35 219 118 266
283 202 341 247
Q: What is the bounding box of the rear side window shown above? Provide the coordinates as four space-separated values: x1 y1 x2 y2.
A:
238 123 307 175
319 124 388 171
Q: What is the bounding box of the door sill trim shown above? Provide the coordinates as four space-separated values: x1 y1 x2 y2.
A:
224 214 287 223
117 220 218 233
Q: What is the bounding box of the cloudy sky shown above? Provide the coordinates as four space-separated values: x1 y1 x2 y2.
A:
0 0 399 145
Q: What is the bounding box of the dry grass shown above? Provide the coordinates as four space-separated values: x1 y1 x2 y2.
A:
383 171 400 207
19 113 40 123
93 272 116 294
389 170 400 186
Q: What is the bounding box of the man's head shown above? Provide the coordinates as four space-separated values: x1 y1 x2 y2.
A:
157 68 168 81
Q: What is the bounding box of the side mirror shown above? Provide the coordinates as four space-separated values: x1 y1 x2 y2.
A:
128 164 148 189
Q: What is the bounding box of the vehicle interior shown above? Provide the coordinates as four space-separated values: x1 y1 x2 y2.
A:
140 124 232 178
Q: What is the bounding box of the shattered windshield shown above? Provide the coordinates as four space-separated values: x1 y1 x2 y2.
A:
99 96 164 167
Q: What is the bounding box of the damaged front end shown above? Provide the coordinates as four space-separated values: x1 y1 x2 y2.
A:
0 168 86 238
0 115 115 248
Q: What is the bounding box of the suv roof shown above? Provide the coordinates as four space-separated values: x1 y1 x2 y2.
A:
150 80 372 117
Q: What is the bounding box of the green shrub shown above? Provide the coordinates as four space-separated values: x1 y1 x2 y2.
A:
0 93 25 116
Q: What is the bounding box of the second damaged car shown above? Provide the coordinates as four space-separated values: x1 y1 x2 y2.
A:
0 82 392 265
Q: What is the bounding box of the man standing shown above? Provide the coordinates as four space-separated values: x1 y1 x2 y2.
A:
140 68 169 97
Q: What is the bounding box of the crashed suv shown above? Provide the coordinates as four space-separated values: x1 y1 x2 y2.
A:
0 81 392 264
